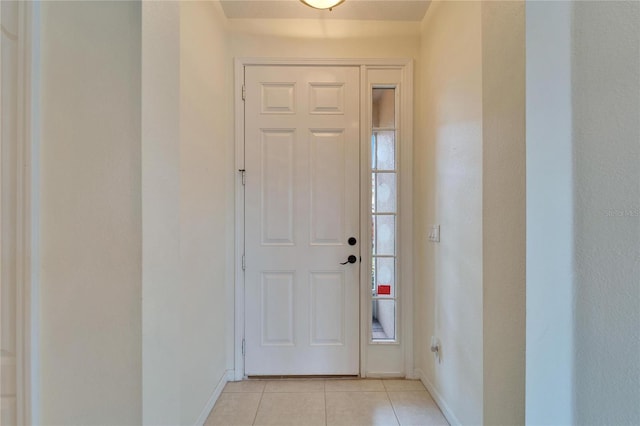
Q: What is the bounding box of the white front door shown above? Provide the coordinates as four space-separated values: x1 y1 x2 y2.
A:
244 65 360 375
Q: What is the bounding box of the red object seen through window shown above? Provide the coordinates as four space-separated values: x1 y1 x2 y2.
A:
377 285 391 295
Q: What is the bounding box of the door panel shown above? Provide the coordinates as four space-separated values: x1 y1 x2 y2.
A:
261 130 295 245
244 66 360 375
310 130 346 245
309 272 345 346
261 272 295 346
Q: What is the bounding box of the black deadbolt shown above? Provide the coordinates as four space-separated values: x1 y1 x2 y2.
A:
348 237 357 246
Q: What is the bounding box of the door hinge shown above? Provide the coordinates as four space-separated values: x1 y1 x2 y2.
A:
242 339 246 356
242 84 246 101
239 169 246 185
242 254 246 270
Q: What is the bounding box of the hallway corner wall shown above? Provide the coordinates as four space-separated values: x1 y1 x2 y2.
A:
571 2 640 423
414 2 484 424
142 1 232 424
525 2 575 423
179 0 232 423
414 2 526 424
141 2 181 423
480 2 526 424
39 1 143 423
526 3 640 424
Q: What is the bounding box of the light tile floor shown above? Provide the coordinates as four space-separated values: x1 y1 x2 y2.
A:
205 379 449 426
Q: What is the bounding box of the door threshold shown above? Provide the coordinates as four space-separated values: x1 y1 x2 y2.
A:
246 375 359 380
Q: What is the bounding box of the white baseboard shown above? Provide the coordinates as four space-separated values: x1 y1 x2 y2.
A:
194 369 234 426
415 368 461 426
404 369 419 380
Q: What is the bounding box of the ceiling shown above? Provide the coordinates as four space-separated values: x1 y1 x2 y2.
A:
220 0 431 21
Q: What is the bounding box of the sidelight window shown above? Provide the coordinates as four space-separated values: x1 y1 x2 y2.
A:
371 88 397 342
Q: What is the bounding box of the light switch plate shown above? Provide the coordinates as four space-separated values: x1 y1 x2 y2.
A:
428 225 440 242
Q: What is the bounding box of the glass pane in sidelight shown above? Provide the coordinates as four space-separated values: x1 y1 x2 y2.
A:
371 299 396 341
371 135 376 169
374 215 395 255
371 173 376 213
372 88 395 129
375 173 397 213
374 131 395 170
374 257 395 298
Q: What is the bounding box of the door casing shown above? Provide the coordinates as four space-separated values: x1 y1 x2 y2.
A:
234 58 414 380
0 1 38 423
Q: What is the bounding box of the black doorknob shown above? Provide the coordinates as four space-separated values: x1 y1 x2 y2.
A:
340 255 358 265
348 237 357 246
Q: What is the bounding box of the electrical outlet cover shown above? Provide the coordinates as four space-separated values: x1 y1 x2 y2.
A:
429 225 440 242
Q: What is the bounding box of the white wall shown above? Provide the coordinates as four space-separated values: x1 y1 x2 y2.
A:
415 2 525 424
526 3 640 424
414 2 484 424
526 2 575 423
142 1 231 424
228 18 419 40
228 19 419 59
141 2 181 423
39 1 142 423
179 1 231 423
480 2 526 424
38 1 231 423
571 2 640 423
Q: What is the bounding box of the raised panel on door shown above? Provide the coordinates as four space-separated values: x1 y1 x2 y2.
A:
261 272 295 346
261 83 296 114
309 83 344 115
309 130 345 246
310 272 345 346
244 65 360 376
261 130 295 245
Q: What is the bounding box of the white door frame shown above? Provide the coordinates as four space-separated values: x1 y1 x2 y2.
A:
0 0 39 423
234 58 413 380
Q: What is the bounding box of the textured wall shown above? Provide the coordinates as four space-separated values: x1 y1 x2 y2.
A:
40 2 142 423
481 2 526 424
142 1 231 424
526 2 640 424
415 2 484 424
179 1 231 423
525 2 575 424
572 2 640 424
415 2 526 424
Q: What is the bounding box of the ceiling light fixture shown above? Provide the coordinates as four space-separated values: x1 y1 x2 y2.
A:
300 0 346 11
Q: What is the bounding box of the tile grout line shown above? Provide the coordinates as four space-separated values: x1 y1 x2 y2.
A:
324 380 328 426
251 384 266 426
386 388 403 426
